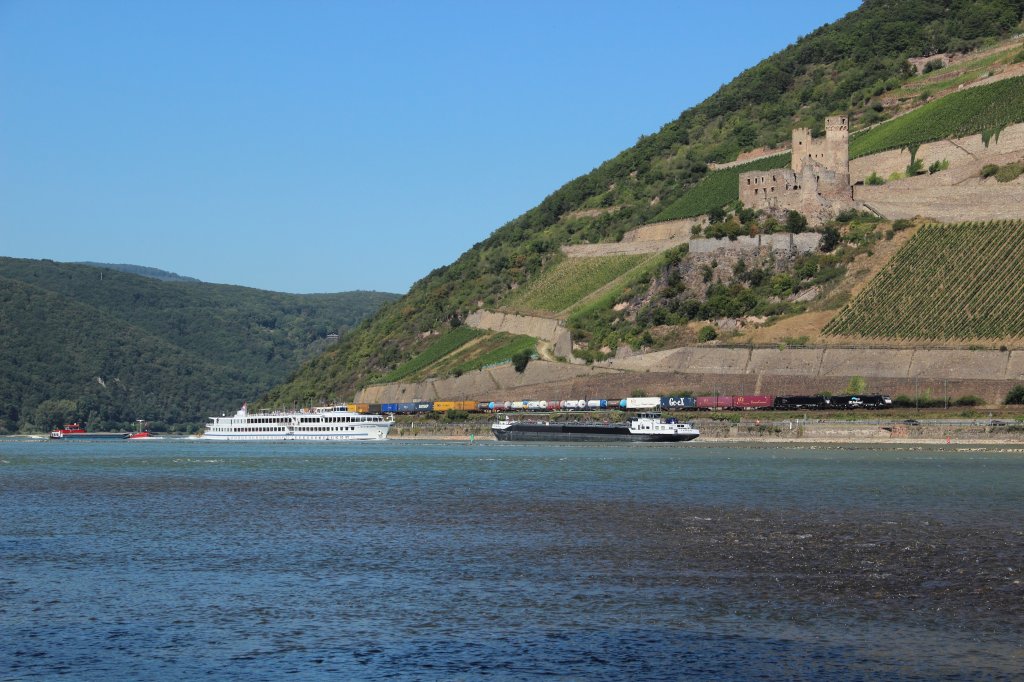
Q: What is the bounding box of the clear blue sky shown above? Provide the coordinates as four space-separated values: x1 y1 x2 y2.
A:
1 0 860 294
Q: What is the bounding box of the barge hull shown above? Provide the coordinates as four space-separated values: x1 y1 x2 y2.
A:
493 424 698 443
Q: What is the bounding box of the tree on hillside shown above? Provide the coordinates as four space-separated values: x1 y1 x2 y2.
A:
512 350 532 373
821 225 841 252
33 399 78 430
786 211 808 234
1005 384 1024 404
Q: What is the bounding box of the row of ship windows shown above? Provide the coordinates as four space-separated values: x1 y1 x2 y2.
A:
239 416 373 424
212 426 365 432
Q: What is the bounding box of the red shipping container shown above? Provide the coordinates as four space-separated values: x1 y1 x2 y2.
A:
734 395 774 409
696 395 734 410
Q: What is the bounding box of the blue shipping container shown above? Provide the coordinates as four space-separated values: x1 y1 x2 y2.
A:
661 396 696 409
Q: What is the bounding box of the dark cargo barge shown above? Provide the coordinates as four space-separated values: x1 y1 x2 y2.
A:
491 413 700 443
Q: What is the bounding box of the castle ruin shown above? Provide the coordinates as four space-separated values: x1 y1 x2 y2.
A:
738 116 855 225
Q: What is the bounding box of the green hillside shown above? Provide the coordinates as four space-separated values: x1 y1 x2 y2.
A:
823 221 1024 340
850 74 1024 158
503 254 656 315
76 262 201 282
0 258 398 433
653 154 792 222
265 0 1024 405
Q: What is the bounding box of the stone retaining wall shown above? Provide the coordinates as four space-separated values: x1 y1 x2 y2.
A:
688 233 822 255
855 178 1024 222
560 238 688 258
355 360 621 403
621 218 702 242
850 122 1024 184
850 123 1024 222
356 346 1024 404
464 310 573 360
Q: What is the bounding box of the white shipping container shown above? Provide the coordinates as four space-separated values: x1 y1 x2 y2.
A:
625 397 663 410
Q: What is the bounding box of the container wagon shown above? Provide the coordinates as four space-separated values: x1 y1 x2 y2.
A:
734 395 774 410
433 401 477 412
696 395 734 410
624 397 663 410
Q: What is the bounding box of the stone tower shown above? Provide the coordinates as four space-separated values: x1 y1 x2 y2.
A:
824 115 849 181
791 116 849 179
791 127 813 174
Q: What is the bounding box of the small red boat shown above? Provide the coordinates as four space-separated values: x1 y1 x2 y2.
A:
49 423 129 440
126 420 163 440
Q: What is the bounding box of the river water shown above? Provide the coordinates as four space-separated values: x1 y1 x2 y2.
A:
2 439 1022 680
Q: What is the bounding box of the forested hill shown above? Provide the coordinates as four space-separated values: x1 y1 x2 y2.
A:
263 0 1024 405
76 262 201 282
0 257 398 433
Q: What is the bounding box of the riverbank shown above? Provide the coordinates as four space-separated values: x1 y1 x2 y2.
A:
386 417 1024 445
9 419 1024 445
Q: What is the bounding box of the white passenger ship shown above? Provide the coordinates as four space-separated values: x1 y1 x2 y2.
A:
202 403 392 441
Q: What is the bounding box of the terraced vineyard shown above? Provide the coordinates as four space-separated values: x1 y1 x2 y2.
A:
850 76 1024 159
823 221 1024 340
653 153 792 221
379 326 483 383
502 254 654 314
447 333 537 375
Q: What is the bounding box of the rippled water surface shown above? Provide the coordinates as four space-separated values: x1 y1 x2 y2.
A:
2 439 1022 679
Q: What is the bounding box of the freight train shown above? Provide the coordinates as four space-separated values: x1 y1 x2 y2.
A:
344 394 891 414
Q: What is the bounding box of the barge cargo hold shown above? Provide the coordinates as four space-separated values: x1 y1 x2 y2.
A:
491 413 699 443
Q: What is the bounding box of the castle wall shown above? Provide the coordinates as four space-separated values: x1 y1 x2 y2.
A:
739 159 853 225
688 233 822 255
739 168 800 208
